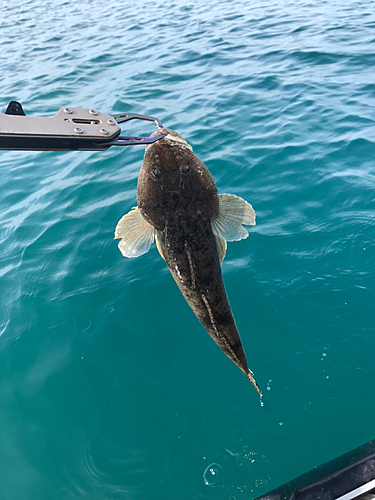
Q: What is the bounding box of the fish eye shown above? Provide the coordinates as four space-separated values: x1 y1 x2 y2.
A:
150 167 161 180
180 162 190 173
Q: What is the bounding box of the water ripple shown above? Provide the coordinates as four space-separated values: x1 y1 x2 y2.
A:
1 1 375 499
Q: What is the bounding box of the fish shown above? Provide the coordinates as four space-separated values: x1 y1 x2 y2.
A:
114 128 261 395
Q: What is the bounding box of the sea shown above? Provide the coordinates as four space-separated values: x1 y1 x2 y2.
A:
0 1 374 499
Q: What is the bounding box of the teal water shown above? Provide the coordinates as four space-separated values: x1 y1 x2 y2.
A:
1 1 374 498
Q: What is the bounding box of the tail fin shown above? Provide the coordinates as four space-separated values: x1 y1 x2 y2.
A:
246 370 262 396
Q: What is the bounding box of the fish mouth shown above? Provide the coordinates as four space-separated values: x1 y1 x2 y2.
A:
145 128 193 151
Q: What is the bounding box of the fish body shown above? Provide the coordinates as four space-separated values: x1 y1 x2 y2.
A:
115 129 261 395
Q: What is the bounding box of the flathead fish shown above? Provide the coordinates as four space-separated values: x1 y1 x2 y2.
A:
115 129 261 395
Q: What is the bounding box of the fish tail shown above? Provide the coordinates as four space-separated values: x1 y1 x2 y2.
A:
246 370 262 396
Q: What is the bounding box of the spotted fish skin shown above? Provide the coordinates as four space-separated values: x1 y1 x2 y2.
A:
115 128 261 395
156 215 250 380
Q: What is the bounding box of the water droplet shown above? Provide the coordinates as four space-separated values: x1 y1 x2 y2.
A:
279 422 283 426
203 463 224 486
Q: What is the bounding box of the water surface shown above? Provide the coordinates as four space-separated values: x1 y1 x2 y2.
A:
0 1 374 498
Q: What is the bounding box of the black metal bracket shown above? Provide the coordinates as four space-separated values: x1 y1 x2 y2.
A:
0 102 166 151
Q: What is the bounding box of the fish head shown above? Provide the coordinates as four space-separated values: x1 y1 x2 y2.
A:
137 128 219 231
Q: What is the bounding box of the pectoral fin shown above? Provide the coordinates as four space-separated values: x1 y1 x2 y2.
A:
211 194 256 242
155 232 165 261
215 235 227 264
114 207 154 258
